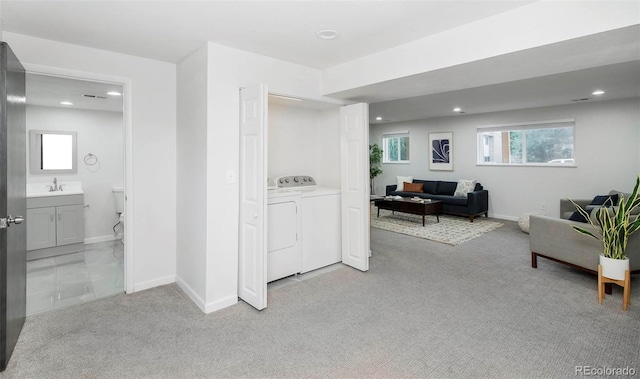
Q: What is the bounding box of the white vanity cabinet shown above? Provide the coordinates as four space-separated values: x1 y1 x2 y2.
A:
26 194 85 260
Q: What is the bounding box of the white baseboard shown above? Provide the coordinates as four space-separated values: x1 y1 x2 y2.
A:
204 295 238 314
491 214 519 222
132 275 175 293
175 276 238 314
85 234 123 244
175 276 206 313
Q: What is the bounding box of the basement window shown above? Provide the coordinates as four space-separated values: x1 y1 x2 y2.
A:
383 132 410 164
477 120 575 166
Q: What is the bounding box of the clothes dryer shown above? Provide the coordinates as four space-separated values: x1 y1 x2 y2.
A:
266 189 302 282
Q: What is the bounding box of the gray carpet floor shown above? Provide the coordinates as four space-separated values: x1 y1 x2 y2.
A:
2 219 639 378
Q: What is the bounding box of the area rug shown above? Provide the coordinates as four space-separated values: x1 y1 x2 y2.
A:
371 208 503 245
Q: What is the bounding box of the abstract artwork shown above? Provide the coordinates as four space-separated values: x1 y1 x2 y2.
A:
429 132 453 171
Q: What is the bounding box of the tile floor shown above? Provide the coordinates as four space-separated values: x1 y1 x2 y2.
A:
26 240 124 316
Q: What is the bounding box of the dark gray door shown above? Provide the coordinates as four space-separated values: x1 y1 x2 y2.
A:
0 42 27 372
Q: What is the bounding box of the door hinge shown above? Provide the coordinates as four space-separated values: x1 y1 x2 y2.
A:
0 218 7 229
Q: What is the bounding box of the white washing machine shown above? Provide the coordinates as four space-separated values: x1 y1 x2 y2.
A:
267 189 302 282
274 176 342 274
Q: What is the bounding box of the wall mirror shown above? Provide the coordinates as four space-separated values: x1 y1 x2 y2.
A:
29 130 77 174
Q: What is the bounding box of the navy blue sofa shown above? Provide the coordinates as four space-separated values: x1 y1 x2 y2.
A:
385 179 489 222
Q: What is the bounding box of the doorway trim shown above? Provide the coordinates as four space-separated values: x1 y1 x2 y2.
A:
22 63 134 294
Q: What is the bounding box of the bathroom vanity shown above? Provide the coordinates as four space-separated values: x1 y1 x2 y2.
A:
26 181 85 261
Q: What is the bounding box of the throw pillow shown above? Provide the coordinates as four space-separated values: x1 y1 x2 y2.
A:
453 179 476 197
403 182 424 193
396 176 413 191
568 211 589 223
591 194 619 207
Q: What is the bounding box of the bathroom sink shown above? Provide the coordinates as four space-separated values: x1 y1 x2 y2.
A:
27 181 84 197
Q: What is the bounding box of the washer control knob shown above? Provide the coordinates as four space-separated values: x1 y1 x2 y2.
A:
278 179 283 184
285 178 289 183
294 177 299 183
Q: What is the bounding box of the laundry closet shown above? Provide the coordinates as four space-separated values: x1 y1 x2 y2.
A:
238 85 370 311
266 95 342 282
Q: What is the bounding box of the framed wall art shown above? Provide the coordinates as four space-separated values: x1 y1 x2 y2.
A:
429 132 453 171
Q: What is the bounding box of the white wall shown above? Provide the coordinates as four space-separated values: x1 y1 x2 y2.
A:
206 42 325 311
26 105 123 243
174 42 328 313
314 108 342 189
370 98 640 220
268 103 341 189
4 32 177 292
176 44 208 309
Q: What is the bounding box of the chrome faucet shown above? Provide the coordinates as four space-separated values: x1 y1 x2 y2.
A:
49 177 59 192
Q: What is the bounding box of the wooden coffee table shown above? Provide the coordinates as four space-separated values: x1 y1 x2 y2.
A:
374 198 443 227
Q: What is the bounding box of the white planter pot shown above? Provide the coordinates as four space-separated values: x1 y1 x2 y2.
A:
600 254 630 280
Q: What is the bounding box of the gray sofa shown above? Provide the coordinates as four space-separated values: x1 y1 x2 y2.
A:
530 197 640 277
386 179 488 222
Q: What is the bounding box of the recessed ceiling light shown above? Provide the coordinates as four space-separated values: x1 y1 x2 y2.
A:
107 91 122 96
452 107 462 113
592 90 605 95
316 30 339 40
60 101 73 106
376 116 382 121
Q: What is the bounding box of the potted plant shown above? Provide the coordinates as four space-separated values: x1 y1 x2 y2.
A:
369 144 383 195
570 175 640 280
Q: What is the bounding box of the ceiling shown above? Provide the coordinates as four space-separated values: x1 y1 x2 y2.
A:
370 60 640 123
1 1 534 68
4 1 639 121
26 73 123 112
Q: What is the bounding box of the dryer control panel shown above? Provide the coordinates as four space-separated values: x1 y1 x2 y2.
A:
275 175 317 188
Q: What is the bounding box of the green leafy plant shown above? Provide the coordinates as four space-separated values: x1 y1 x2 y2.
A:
369 144 383 194
569 176 640 260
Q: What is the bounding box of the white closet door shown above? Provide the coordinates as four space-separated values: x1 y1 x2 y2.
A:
340 103 370 272
238 85 268 310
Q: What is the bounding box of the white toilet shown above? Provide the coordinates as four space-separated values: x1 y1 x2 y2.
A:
112 187 125 237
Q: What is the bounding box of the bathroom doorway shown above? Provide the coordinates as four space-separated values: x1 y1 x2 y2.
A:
23 71 129 315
